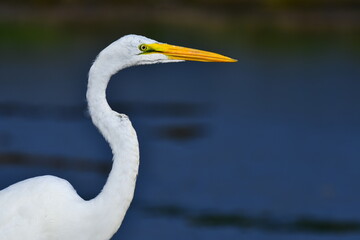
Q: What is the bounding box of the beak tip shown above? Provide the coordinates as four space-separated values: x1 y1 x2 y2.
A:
223 57 237 63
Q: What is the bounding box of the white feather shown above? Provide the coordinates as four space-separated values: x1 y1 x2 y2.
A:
0 34 182 240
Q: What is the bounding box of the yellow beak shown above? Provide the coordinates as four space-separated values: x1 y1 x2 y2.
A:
146 43 237 63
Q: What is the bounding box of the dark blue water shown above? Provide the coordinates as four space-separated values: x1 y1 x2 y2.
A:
0 36 360 239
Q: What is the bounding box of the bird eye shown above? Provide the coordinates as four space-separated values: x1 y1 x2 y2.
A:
139 44 148 52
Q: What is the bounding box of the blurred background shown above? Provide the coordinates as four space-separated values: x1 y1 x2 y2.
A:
0 0 360 239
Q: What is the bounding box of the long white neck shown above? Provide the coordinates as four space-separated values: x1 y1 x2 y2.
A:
85 51 139 239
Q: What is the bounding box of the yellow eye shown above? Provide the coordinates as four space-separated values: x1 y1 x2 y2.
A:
139 44 148 51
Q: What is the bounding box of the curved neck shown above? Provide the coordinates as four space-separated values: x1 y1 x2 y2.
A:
86 56 139 239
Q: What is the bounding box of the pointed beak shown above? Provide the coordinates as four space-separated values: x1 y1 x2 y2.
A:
146 43 237 63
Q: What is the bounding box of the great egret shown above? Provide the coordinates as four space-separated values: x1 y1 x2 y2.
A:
0 34 236 240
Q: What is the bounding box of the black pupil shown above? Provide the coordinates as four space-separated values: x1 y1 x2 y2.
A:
141 45 146 50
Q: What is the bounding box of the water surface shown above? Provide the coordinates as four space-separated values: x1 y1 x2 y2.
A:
0 33 359 239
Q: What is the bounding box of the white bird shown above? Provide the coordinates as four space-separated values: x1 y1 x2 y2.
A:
0 34 236 240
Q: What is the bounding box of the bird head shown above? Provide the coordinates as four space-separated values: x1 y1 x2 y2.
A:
96 34 237 73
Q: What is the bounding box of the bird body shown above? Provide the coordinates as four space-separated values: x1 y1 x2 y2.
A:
0 34 236 240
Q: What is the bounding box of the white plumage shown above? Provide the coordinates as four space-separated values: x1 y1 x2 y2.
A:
0 34 236 240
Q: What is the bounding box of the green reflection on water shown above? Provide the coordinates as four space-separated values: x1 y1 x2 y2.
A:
144 205 360 233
